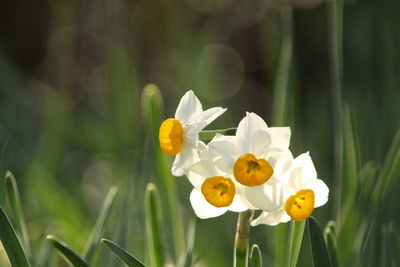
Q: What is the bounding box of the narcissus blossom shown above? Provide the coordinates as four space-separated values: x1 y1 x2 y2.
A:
207 112 293 188
185 112 294 219
159 90 226 176
186 149 253 219
250 152 329 226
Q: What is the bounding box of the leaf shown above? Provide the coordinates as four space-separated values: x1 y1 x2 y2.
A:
82 186 118 262
199 128 237 141
140 83 164 139
373 128 400 205
249 244 262 267
46 235 88 267
0 207 30 267
144 183 164 267
324 221 339 267
101 239 145 267
5 171 32 259
343 105 359 195
308 217 332 267
286 220 306 267
141 84 185 260
182 220 196 267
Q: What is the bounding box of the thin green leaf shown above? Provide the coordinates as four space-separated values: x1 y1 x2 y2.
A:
286 220 306 267
373 128 400 204
37 239 53 267
101 239 145 267
141 84 164 139
182 220 196 267
324 221 339 267
199 128 237 141
0 207 30 267
272 5 293 127
46 235 88 267
0 139 9 206
249 244 262 267
142 84 185 261
82 186 118 262
343 105 359 195
5 171 32 259
145 183 164 267
308 217 332 267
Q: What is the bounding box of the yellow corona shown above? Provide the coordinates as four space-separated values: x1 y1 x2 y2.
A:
285 189 315 221
159 118 184 156
233 153 273 186
201 176 236 207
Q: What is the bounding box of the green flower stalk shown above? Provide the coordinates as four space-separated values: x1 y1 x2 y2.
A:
234 210 255 267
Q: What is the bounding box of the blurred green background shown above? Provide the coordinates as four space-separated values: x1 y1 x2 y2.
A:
0 0 399 266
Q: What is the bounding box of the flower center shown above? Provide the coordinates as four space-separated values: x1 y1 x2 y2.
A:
233 153 273 186
201 176 236 208
159 118 184 156
285 189 315 221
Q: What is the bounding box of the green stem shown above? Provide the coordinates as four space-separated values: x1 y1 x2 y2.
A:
199 128 237 141
234 210 255 267
328 0 344 224
272 5 293 266
272 5 293 126
285 220 306 267
285 220 295 267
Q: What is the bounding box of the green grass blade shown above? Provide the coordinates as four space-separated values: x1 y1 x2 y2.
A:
272 5 293 126
142 84 185 261
145 183 164 267
82 186 118 262
182 220 196 267
37 239 53 267
324 221 339 267
373 128 400 204
286 220 306 267
101 239 145 267
46 235 88 267
249 244 262 267
4 171 32 260
0 207 30 267
199 128 237 141
308 217 332 267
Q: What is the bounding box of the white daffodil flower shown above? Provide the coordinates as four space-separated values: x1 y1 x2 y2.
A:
250 152 329 226
159 90 226 176
186 112 292 219
186 149 253 219
207 112 293 188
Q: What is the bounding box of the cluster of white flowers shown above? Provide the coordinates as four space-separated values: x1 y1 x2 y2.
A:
159 91 329 226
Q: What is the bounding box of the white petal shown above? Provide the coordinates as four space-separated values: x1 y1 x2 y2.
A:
249 130 272 157
251 210 291 226
186 160 220 187
265 127 291 150
244 179 286 212
228 195 250 212
303 178 329 207
197 107 227 130
189 189 227 219
175 90 203 125
265 148 293 178
292 152 317 182
236 112 269 154
183 124 200 146
171 146 198 176
208 134 238 174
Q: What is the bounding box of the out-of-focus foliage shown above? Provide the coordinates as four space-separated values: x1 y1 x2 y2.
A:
0 0 399 266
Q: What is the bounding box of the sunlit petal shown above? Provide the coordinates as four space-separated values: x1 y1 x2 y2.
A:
175 90 203 124
189 189 227 219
